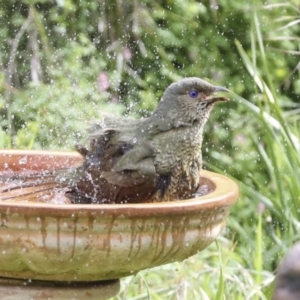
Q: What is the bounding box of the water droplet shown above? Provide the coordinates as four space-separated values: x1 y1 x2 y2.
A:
133 137 137 143
18 156 27 164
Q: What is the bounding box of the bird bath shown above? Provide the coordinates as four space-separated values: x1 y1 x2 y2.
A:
0 150 239 299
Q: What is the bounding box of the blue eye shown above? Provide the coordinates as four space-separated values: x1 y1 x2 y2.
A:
189 90 198 98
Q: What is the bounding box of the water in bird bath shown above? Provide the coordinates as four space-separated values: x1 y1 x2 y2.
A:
0 149 217 204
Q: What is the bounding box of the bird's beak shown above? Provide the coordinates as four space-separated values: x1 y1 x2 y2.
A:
205 86 229 105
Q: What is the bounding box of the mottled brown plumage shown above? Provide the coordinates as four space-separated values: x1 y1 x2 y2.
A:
0 77 229 204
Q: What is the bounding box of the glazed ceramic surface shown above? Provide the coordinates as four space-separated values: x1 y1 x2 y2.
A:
0 150 239 281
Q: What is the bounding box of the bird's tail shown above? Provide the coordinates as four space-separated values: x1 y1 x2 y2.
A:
0 169 76 204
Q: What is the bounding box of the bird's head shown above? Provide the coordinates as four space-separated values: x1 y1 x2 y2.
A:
166 77 229 109
152 77 229 128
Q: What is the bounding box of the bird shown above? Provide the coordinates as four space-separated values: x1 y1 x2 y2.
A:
0 77 229 204
272 242 300 300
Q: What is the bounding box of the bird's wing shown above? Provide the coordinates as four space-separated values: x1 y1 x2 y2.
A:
86 114 140 157
101 141 156 187
70 116 157 203
86 122 156 188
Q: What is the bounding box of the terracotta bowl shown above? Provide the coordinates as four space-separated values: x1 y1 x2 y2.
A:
0 150 239 282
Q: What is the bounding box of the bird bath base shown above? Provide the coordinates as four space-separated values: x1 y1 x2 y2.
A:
0 277 120 300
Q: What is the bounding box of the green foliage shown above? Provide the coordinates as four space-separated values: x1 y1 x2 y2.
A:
0 0 300 299
115 239 271 300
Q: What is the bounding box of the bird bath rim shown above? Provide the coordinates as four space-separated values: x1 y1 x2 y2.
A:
0 149 238 214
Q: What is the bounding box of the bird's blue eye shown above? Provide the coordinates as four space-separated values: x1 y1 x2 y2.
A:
189 90 198 98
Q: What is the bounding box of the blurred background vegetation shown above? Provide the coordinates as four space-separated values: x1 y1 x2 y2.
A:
0 0 299 299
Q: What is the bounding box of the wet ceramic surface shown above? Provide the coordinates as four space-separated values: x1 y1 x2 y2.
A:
0 150 239 281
